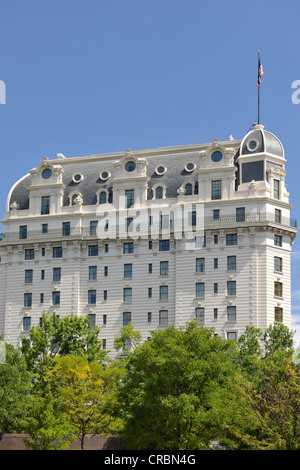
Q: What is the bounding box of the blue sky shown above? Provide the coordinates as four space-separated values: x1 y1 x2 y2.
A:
1 0 300 344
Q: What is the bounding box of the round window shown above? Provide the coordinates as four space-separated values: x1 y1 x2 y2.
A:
155 165 166 175
211 151 223 163
125 161 136 172
42 168 52 179
185 162 195 172
249 140 258 151
73 173 83 183
100 170 110 180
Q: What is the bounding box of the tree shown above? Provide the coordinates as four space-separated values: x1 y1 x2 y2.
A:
0 342 32 436
236 326 263 378
117 321 255 450
113 323 142 354
48 354 125 450
263 322 295 357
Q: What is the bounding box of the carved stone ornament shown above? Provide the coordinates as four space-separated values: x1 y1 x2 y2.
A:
10 201 19 210
249 180 258 190
74 194 83 205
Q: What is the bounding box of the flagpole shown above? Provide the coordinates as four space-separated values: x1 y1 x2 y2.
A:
258 50 260 124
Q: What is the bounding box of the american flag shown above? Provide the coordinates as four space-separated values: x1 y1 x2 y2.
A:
257 55 263 85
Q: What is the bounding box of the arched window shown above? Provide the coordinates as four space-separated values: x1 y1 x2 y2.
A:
185 183 193 195
99 191 107 204
155 186 163 199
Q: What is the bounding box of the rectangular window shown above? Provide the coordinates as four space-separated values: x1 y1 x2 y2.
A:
19 225 27 239
42 223 48 234
274 235 282 247
103 290 108 301
227 306 236 322
25 249 34 260
274 256 282 272
25 269 33 284
275 209 281 224
24 293 32 307
90 220 98 235
188 211 197 227
160 261 169 276
159 240 170 251
227 256 236 271
236 207 245 222
212 180 221 200
196 258 205 273
123 312 131 326
105 243 109 253
88 290 96 305
213 209 220 220
88 245 98 256
123 242 134 254
214 283 218 294
148 263 152 274
103 314 107 326
214 258 218 269
123 287 132 302
274 282 283 298
159 285 168 300
273 179 280 199
275 307 283 322
53 247 62 258
125 189 134 208
196 282 205 298
214 308 218 319
40 293 44 304
102 339 107 350
88 314 96 327
226 234 237 246
104 266 108 277
159 310 168 326
227 331 237 340
42 248 45 257
126 217 134 232
41 270 45 280
41 196 50 215
148 240 153 250
52 291 60 306
160 214 170 229
195 307 204 324
53 267 61 282
23 316 31 331
227 280 236 296
62 222 70 236
214 234 218 244
148 312 152 323
89 266 97 280
148 287 152 298
124 263 132 278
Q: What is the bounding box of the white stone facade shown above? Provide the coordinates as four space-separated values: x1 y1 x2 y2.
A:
0 124 297 356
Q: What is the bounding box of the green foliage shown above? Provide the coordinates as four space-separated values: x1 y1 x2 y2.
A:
263 322 295 357
113 323 142 354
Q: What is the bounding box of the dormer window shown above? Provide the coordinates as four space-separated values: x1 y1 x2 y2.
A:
99 191 107 204
211 151 223 163
42 168 52 179
155 165 167 176
125 161 136 172
71 194 79 205
185 183 193 195
155 186 163 199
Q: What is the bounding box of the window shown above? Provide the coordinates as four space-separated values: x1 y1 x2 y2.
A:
275 209 281 224
195 307 204 324
274 282 283 298
196 282 205 298
214 308 218 319
23 316 31 332
123 242 134 254
90 221 98 235
160 214 169 229
41 270 45 280
196 258 205 273
124 264 132 278
155 186 163 199
99 191 107 204
25 249 34 260
103 290 108 301
274 179 280 199
126 217 133 232
41 196 50 215
236 207 245 222
25 270 33 284
159 285 168 300
160 261 169 276
275 307 283 322
123 312 131 326
124 338 131 351
148 287 152 298
52 291 60 306
62 222 70 236
227 306 236 322
123 288 132 302
105 244 109 253
125 189 134 208
188 211 197 226
214 234 218 244
148 240 153 250
89 266 97 280
71 194 79 205
125 161 136 172
159 310 168 326
88 314 96 327
185 183 193 195
148 312 152 323
212 180 221 200
42 223 48 234
148 263 152 274
40 293 44 304
214 258 218 269
53 267 61 282
227 256 236 271
103 315 107 326
88 245 98 256
226 234 237 246
227 332 237 340
274 235 282 247
53 247 62 258
274 257 282 272
213 209 220 220
159 240 170 251
102 339 107 350
104 266 108 277
42 248 45 257
227 280 236 296
19 225 27 239
88 290 96 304
214 283 218 294
24 293 32 307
